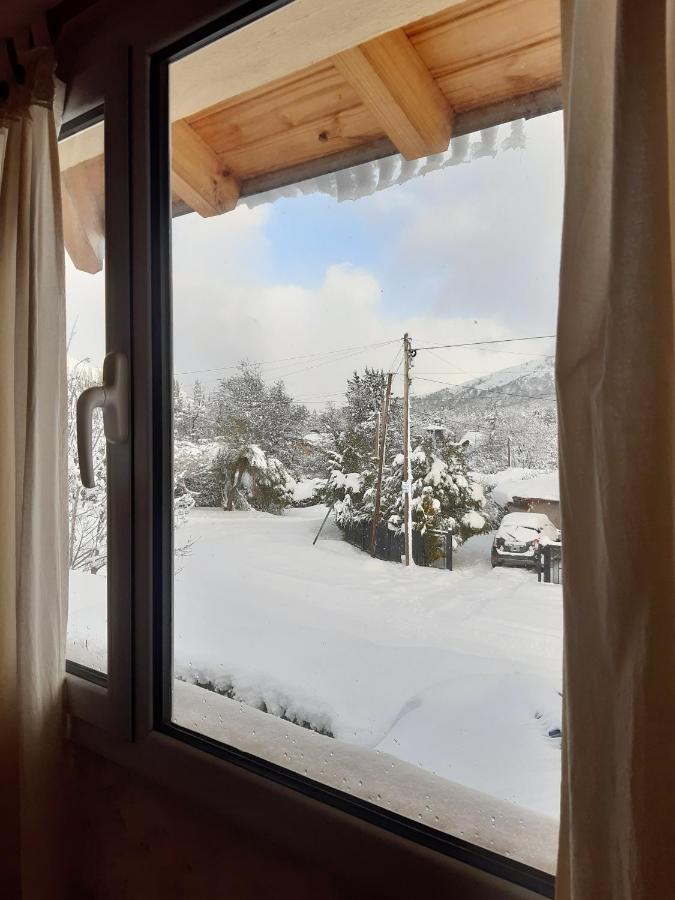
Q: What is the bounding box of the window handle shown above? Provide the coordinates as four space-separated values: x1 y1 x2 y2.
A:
76 351 129 488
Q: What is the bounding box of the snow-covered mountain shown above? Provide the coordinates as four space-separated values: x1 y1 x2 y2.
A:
417 356 555 415
414 357 557 472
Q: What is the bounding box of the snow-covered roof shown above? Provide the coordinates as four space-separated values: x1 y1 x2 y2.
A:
490 469 560 506
511 471 560 502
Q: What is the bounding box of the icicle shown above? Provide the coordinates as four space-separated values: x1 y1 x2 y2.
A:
501 119 526 151
471 126 499 160
443 133 469 167
335 167 357 202
351 158 379 198
396 157 421 185
243 119 528 211
375 155 398 192
418 151 447 176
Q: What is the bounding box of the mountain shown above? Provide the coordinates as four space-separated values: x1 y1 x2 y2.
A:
413 357 558 472
416 356 555 417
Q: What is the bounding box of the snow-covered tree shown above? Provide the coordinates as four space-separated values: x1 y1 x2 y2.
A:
211 362 308 469
324 368 404 528
213 443 294 514
67 361 205 574
174 378 212 443
381 436 491 549
174 439 222 508
328 419 490 551
68 361 107 573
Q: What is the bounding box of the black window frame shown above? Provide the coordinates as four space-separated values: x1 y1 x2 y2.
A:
145 2 557 896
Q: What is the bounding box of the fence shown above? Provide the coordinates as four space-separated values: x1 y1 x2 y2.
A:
537 543 562 584
342 521 453 571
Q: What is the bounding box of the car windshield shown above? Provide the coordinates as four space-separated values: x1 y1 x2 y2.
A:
500 514 551 529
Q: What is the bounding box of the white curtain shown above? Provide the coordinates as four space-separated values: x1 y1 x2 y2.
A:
557 2 675 897
0 49 68 898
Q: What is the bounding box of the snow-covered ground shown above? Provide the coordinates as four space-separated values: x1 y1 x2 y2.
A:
68 505 562 867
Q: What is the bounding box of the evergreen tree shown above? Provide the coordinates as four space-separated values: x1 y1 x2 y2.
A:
324 367 405 528
325 368 385 526
401 436 490 546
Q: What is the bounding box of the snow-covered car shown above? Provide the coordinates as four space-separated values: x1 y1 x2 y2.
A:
491 512 560 569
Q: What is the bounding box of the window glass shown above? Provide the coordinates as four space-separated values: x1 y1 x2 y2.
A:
60 118 108 674
163 8 563 874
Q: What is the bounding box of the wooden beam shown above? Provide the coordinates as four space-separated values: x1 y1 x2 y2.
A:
333 29 452 160
61 156 105 275
169 0 466 122
171 120 240 217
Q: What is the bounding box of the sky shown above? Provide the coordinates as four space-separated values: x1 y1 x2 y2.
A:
65 111 564 409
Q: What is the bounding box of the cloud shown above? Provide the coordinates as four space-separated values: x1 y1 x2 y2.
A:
171 257 553 405
66 113 563 410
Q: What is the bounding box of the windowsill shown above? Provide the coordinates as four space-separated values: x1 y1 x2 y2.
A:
68 687 553 899
173 679 558 873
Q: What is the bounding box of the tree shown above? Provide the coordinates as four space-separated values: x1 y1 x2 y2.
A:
174 439 222 508
67 360 107 573
324 367 403 528
67 361 203 574
378 435 490 556
211 362 308 469
213 443 294 514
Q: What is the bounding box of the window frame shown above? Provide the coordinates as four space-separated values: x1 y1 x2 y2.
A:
64 1 559 895
62 63 134 740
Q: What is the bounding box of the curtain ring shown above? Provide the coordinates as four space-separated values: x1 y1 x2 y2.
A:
6 38 26 85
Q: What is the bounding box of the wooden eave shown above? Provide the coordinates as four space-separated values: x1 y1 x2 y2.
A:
59 0 561 272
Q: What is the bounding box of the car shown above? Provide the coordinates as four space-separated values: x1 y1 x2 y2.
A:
491 512 560 569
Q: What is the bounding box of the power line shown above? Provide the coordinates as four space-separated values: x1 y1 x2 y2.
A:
387 344 403 376
273 345 390 380
414 334 556 352
176 338 399 376
388 346 403 377
414 370 507 376
469 348 555 357
425 348 469 375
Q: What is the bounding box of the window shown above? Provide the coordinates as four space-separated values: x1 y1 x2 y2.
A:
64 1 562 893
158 4 560 891
60 115 108 676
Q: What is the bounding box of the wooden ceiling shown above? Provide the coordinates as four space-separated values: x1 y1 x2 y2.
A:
60 0 561 271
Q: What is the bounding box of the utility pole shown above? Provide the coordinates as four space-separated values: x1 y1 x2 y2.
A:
374 411 381 460
370 373 393 557
402 333 413 566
